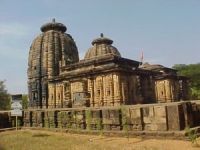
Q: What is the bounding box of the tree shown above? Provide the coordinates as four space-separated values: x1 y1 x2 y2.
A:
22 94 28 109
172 63 200 99
0 80 10 110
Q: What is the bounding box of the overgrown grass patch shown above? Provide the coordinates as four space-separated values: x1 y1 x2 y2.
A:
0 130 115 150
0 129 200 150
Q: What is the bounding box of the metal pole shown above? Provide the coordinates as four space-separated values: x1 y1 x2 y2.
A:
16 116 18 130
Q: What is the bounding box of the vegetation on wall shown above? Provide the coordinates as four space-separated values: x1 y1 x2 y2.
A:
0 80 10 110
172 63 200 99
22 94 28 109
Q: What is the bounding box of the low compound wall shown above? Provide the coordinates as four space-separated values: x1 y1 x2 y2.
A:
23 101 200 132
0 111 11 128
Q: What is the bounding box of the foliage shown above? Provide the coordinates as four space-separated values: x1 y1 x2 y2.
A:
0 80 10 110
185 127 199 146
172 63 200 99
22 94 28 109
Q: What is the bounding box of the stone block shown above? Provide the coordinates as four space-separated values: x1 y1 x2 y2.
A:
154 106 167 131
154 105 166 118
36 111 44 127
57 111 72 128
86 109 101 130
102 109 121 125
63 110 86 129
103 124 121 131
75 110 85 124
102 108 121 130
142 105 167 131
121 107 143 131
130 107 142 124
167 104 185 130
143 106 154 124
182 102 194 127
44 110 58 128
23 111 32 127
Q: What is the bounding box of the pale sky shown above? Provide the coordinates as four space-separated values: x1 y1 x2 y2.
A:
0 0 200 94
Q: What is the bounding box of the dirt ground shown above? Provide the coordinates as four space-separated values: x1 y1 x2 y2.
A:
0 129 200 150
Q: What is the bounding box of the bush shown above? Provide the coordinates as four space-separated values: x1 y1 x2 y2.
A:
185 127 199 146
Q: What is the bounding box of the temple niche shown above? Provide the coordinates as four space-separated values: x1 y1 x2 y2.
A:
27 20 190 109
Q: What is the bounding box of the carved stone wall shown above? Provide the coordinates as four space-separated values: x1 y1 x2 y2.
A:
155 79 180 103
27 21 190 110
63 82 71 107
55 83 64 108
70 81 86 99
28 20 79 109
88 73 141 107
48 82 64 108
47 71 157 108
48 83 55 108
140 76 156 104
88 73 120 107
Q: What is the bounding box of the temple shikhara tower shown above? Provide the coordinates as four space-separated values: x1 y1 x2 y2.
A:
28 20 190 109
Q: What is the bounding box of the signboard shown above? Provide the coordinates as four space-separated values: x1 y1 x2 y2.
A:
11 94 22 101
11 109 22 116
11 94 22 116
11 101 22 109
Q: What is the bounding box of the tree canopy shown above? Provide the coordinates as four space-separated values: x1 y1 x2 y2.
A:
22 94 28 109
172 63 200 99
0 80 10 110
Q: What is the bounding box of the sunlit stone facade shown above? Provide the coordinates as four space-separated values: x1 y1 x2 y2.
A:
28 20 190 108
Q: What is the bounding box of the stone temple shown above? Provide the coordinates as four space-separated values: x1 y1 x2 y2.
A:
28 19 190 109
23 20 200 133
1 19 199 133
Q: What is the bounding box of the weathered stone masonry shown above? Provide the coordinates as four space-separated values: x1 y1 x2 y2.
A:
26 20 193 133
23 101 200 132
28 20 189 109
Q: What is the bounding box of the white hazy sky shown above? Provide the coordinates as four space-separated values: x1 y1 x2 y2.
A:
0 0 200 94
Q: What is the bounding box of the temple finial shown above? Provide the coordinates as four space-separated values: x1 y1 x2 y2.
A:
100 33 104 38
